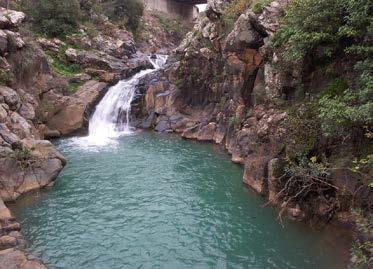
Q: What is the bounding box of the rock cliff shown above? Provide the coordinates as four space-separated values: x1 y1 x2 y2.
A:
0 7 65 268
133 0 372 228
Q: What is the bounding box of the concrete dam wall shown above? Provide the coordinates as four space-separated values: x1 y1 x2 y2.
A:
143 0 199 21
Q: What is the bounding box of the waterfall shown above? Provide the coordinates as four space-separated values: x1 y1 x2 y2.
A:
87 55 167 143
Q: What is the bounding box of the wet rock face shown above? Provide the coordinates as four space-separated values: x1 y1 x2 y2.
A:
132 0 302 218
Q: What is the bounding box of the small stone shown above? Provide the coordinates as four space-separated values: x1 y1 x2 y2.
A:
0 236 17 249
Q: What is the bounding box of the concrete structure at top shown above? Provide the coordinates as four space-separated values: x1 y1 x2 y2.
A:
143 0 207 22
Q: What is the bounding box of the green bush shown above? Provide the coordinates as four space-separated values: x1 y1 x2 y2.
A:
251 0 271 13
103 0 144 32
274 0 373 141
224 0 252 17
273 0 347 61
153 12 187 40
219 0 251 36
285 101 322 159
20 0 82 38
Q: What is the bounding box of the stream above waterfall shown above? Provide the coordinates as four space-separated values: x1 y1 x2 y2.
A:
10 132 350 269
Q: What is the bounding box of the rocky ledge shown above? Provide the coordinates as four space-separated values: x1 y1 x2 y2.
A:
0 7 66 268
0 85 65 269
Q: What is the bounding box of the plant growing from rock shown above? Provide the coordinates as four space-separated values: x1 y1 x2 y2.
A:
9 144 38 170
101 0 144 33
274 0 372 144
275 157 340 223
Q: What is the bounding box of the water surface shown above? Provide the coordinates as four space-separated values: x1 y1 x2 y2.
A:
10 132 349 269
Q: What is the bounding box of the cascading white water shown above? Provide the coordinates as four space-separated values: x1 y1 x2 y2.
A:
86 55 167 144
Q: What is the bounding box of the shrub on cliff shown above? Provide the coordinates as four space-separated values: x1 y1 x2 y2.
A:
102 0 144 32
274 0 372 141
20 0 81 38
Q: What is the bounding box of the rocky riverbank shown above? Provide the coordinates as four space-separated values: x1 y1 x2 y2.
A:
129 0 371 266
0 0 371 268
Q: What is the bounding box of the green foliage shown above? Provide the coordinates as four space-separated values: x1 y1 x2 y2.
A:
47 45 83 78
49 56 83 78
20 0 81 38
217 96 227 110
319 90 372 139
276 156 339 220
153 12 187 40
285 102 322 159
0 69 13 86
220 0 270 35
10 145 37 170
351 154 373 187
273 0 345 61
350 210 373 269
220 0 251 36
103 0 144 32
273 0 372 61
320 78 349 97
224 0 252 17
275 0 373 141
229 116 240 129
285 157 330 185
251 0 271 13
219 14 236 37
68 81 84 94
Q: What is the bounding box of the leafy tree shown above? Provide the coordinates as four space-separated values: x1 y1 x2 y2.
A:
273 0 373 141
103 0 144 32
20 0 81 38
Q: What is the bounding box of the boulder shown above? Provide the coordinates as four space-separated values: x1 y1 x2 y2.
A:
224 11 264 52
47 81 107 135
196 122 217 141
205 0 228 19
0 123 19 146
65 48 78 62
0 236 17 250
37 37 62 53
0 197 11 219
0 86 19 110
0 249 46 269
47 98 86 136
254 0 288 36
0 8 25 29
18 102 35 121
155 117 171 132
0 30 7 55
75 50 126 72
91 32 136 58
0 139 66 201
243 154 269 195
70 73 91 83
267 158 284 203
9 112 32 139
4 30 25 50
